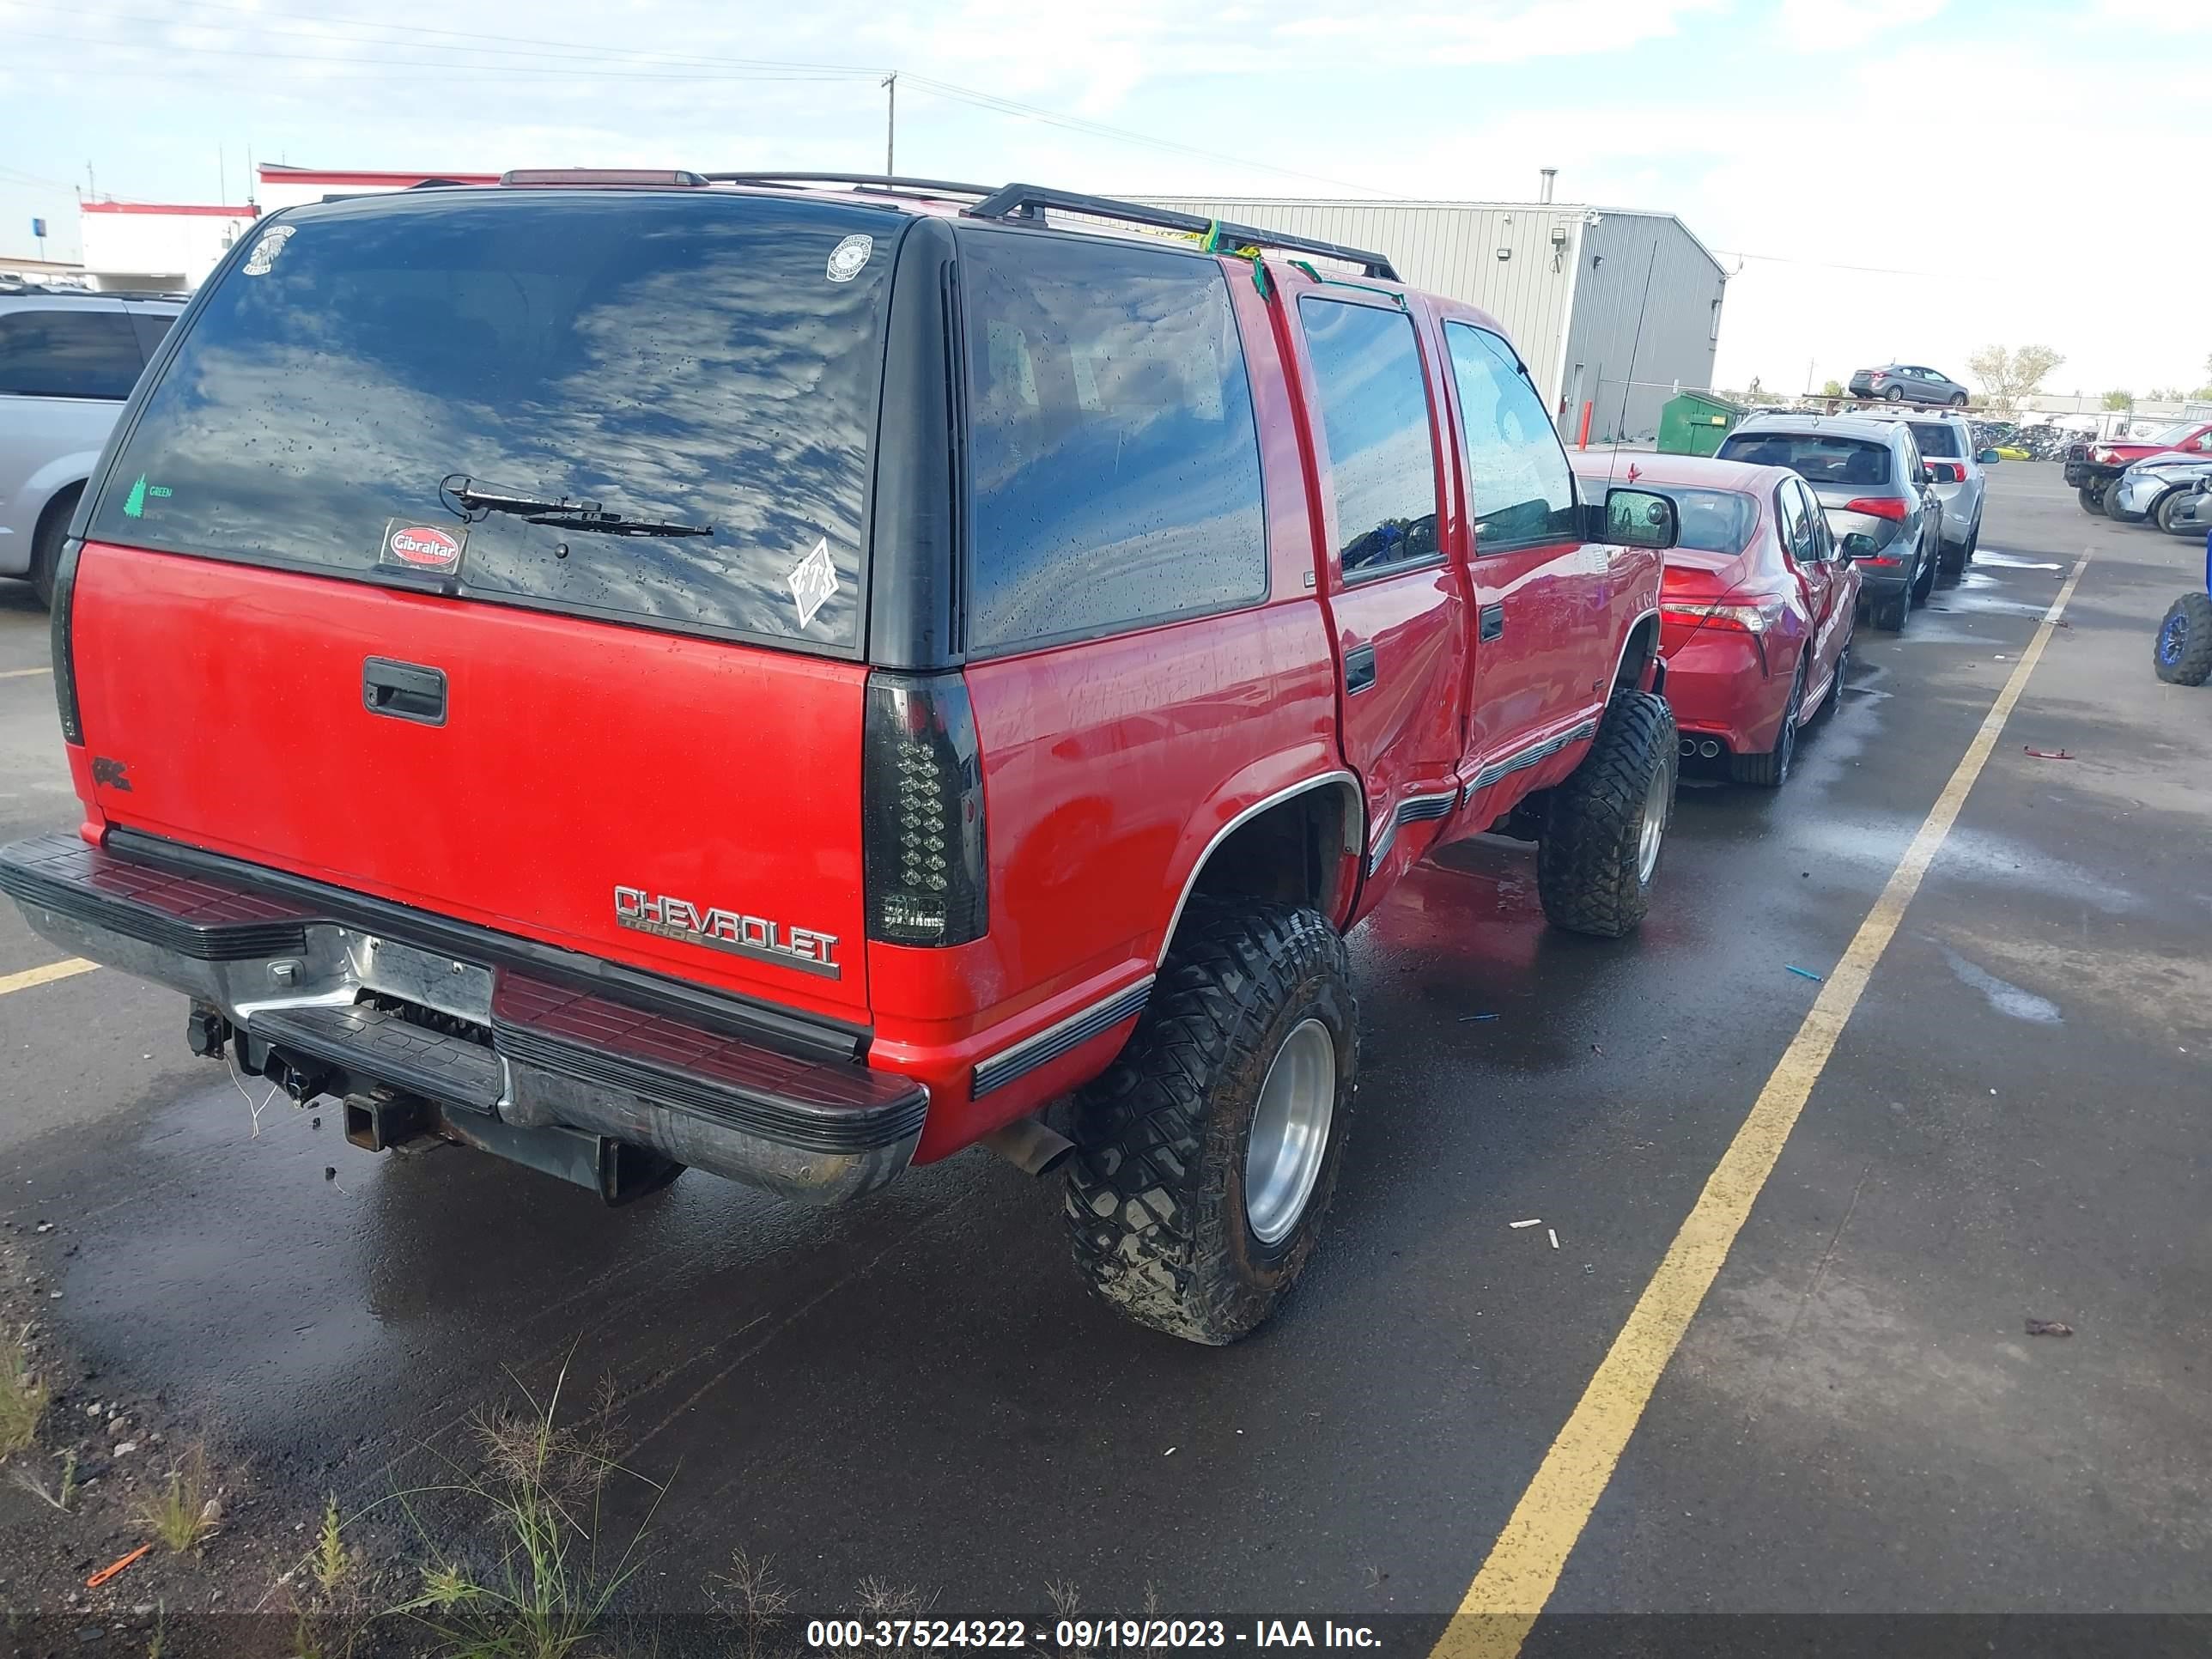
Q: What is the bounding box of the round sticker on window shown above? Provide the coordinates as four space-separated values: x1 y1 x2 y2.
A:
241 224 295 276
825 234 873 283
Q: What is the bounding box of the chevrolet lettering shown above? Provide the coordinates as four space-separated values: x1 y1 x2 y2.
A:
612 885 840 978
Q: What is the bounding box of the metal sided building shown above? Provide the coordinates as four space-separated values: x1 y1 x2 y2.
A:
1138 196 1729 445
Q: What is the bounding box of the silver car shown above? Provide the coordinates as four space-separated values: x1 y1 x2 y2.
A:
1718 412 1941 632
2111 454 2212 535
1847 362 1972 408
0 289 183 605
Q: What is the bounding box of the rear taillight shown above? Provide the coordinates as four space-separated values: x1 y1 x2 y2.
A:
52 537 82 744
1662 599 1786 635
1844 497 1909 520
864 671 988 946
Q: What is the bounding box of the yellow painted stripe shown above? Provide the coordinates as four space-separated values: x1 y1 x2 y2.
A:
0 957 99 997
1433 552 2093 1659
0 665 54 679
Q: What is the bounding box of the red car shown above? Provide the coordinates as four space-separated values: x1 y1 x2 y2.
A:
1572 453 1856 787
2 173 1684 1344
2066 421 2212 514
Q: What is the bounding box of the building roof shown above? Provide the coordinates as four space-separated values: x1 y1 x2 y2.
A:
82 202 258 216
1136 195 1728 281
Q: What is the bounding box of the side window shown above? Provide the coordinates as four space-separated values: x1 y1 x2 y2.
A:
0 308 143 399
1798 483 1836 560
962 232 1269 654
1776 481 1814 564
1297 296 1440 578
1442 321 1577 553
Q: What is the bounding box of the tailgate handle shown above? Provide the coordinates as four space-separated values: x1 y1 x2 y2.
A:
363 658 448 726
1344 643 1377 696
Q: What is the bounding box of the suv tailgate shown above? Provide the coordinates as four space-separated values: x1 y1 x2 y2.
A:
70 545 872 1021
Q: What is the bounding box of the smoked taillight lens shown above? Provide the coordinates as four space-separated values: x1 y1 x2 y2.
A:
863 671 988 946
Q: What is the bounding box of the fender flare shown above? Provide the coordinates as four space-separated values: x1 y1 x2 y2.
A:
1611 607 1663 692
1157 769 1363 962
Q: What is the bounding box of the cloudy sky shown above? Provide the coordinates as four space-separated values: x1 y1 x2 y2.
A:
3 0 2203 398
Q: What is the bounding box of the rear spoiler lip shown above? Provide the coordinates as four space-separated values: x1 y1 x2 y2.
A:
95 827 871 1064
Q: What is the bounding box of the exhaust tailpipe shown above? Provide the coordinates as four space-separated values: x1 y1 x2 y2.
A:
1698 738 1723 758
1679 737 1697 757
981 1116 1076 1177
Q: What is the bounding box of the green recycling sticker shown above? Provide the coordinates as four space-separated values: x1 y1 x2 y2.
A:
120 476 172 519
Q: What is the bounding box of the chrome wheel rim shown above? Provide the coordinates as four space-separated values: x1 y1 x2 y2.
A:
1244 1018 1336 1246
1636 761 1670 884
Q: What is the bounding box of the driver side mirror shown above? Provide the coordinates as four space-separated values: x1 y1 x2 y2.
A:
1601 487 1678 550
1977 448 2002 465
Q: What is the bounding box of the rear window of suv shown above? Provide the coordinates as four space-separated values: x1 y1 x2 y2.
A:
1906 421 1961 458
1718 431 1891 489
88 190 900 651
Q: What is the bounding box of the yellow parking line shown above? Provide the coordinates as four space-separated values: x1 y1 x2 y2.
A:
0 665 53 679
0 957 99 997
1433 551 2094 1659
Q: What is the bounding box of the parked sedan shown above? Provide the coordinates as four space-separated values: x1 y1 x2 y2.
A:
1573 453 1858 788
2065 420 2212 514
1849 363 1971 407
1718 413 1939 631
2110 454 2212 535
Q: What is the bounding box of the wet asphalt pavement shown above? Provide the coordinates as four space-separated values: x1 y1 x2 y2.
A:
0 465 2205 1642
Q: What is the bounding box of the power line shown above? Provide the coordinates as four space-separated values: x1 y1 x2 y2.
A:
15 0 1398 198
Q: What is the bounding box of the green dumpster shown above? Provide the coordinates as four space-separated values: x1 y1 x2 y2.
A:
1657 392 1746 457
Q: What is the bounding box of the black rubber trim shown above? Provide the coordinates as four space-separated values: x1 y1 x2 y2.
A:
0 833 308 962
253 1004 505 1114
495 1017 925 1155
106 829 867 1063
972 976 1153 1099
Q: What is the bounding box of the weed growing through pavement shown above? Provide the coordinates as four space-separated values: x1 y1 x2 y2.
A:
0 1325 48 1456
137 1444 221 1553
9 1444 76 1511
710 1548 794 1659
390 1358 668 1659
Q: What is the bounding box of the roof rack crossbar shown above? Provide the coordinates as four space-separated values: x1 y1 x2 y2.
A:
962 184 1401 281
703 172 998 198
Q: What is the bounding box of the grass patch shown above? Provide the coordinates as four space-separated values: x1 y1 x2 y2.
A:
391 1361 665 1659
0 1326 48 1457
137 1445 220 1553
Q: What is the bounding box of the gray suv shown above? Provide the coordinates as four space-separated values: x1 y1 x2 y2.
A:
0 288 183 605
1719 412 1940 631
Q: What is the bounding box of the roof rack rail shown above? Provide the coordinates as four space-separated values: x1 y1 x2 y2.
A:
962 184 1401 281
704 172 997 198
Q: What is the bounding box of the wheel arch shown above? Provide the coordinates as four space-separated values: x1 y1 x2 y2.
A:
1162 770 1362 961
1612 608 1663 692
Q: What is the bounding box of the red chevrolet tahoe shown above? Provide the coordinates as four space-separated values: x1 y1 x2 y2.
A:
1 173 1681 1342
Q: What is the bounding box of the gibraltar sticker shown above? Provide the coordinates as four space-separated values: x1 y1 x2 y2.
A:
825 234 873 283
241 224 296 276
787 536 838 629
380 518 467 574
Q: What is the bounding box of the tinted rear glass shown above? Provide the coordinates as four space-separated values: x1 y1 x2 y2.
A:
1906 422 1961 458
959 229 1267 654
1718 431 1891 489
1661 487 1757 555
89 191 900 649
0 307 143 398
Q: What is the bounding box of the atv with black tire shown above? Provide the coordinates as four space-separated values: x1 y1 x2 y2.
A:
2154 591 2212 686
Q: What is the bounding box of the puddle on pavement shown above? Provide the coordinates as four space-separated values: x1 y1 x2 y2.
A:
1972 550 2066 572
1937 943 2063 1024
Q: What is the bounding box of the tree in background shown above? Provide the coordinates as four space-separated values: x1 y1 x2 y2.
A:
2103 389 2135 411
1821 379 1844 398
1966 344 2065 413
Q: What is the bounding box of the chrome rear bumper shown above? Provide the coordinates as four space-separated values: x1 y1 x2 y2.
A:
0 832 925 1204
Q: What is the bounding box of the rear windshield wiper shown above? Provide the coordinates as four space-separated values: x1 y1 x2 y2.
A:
440 475 713 538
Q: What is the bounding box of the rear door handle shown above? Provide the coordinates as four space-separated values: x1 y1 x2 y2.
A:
363 657 448 726
1479 603 1505 641
1344 643 1377 696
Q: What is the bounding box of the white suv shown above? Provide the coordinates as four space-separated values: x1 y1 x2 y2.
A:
1892 410 1985 572
0 288 184 605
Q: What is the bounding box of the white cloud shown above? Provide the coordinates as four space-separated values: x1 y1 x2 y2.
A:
1776 0 1946 51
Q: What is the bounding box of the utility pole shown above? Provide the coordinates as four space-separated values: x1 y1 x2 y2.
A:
882 73 896 176
85 161 95 203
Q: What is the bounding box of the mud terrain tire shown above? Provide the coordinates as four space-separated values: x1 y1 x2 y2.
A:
1537 689 1676 938
2154 592 2212 686
1065 902 1355 1345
